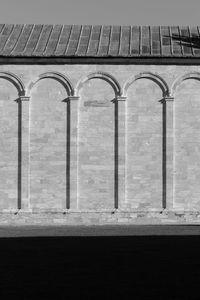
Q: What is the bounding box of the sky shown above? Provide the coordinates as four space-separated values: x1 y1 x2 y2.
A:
0 0 199 25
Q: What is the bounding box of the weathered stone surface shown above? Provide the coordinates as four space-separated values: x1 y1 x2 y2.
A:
126 78 163 209
78 79 115 209
174 79 200 209
0 79 18 209
30 78 67 209
0 64 199 225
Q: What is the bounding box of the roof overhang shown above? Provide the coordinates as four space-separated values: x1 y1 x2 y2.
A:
0 56 200 64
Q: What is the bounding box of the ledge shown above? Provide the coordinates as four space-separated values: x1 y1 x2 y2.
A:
0 210 200 228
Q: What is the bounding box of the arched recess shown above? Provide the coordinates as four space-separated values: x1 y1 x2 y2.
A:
125 75 164 210
0 73 25 210
171 72 200 96
76 72 122 97
77 75 117 209
173 75 200 209
0 72 25 96
29 75 71 210
123 72 169 97
27 72 74 97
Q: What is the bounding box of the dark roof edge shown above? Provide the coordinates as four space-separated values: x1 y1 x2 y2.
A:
0 56 200 65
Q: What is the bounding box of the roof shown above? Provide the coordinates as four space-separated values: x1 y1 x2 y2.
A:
0 24 200 57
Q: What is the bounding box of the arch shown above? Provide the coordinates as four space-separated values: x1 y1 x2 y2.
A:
171 72 200 96
27 72 74 97
77 72 117 209
0 72 25 96
0 72 21 210
29 72 70 209
173 72 200 208
125 72 164 209
123 72 169 97
76 72 122 96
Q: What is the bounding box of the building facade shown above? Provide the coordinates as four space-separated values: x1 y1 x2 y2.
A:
0 24 200 226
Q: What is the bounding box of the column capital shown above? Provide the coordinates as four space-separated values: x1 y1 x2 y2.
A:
68 96 80 101
159 96 174 103
116 96 127 101
19 96 30 101
15 96 30 103
165 96 174 101
62 96 80 103
112 96 126 103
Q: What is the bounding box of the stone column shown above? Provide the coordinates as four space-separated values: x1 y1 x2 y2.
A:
18 96 30 210
67 96 79 210
162 96 174 210
115 96 126 210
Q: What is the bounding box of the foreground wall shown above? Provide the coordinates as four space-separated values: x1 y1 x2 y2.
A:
0 64 200 225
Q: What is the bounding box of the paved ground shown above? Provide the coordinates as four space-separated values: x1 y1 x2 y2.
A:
0 224 200 237
0 234 200 299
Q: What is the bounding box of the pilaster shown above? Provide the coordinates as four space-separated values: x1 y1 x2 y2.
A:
115 96 126 209
67 96 79 209
18 96 30 210
162 96 174 209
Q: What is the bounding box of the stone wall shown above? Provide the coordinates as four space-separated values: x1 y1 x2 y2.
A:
0 64 200 224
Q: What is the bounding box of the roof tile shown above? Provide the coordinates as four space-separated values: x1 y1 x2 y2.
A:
0 24 200 58
98 26 111 56
141 26 150 55
161 26 171 55
179 26 193 55
171 26 182 55
23 25 43 56
11 25 34 55
33 25 53 55
119 26 130 56
151 26 161 55
87 25 101 55
76 25 91 55
55 25 72 56
190 26 200 55
66 25 82 56
109 26 120 56
2 24 24 55
130 26 140 55
44 25 63 55
0 24 5 34
0 24 14 52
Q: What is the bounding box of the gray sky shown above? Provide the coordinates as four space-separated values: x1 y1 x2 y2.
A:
0 0 199 25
